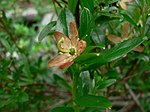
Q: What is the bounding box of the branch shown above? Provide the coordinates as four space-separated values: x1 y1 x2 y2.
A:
75 0 80 27
45 97 71 111
52 0 58 16
61 0 68 4
124 83 145 112
0 21 16 43
55 0 63 8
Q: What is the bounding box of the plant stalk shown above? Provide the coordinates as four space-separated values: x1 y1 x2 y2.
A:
72 71 80 112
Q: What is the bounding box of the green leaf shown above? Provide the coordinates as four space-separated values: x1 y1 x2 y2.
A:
53 74 71 90
80 0 94 13
120 11 137 27
76 36 146 70
0 94 17 108
84 46 105 53
104 37 146 62
56 8 74 37
76 71 91 97
2 11 10 27
98 79 116 89
52 107 74 112
91 24 107 45
38 21 56 41
0 97 16 108
18 92 29 103
95 14 121 24
75 95 112 108
0 38 11 52
80 71 91 95
79 7 94 39
106 0 118 5
76 53 104 64
21 54 33 81
68 0 78 14
105 71 121 78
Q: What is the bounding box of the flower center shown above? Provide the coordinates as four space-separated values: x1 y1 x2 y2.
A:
57 37 76 55
69 47 76 55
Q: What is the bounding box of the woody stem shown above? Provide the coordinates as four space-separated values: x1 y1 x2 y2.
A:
72 71 80 112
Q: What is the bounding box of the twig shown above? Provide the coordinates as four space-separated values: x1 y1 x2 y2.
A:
119 101 135 112
113 61 141 90
109 93 150 111
55 0 63 8
109 93 150 101
118 94 141 112
124 83 145 112
0 22 15 42
123 74 137 81
20 82 71 99
112 101 131 107
75 0 80 27
52 0 58 16
122 60 140 81
61 0 68 4
0 20 19 49
0 20 19 73
45 97 71 111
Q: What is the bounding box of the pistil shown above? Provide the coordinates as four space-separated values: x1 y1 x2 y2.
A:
69 47 76 55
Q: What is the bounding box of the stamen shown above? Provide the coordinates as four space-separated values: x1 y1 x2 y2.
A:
57 37 76 55
57 37 70 53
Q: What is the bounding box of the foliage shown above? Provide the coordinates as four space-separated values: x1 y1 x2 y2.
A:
0 0 150 112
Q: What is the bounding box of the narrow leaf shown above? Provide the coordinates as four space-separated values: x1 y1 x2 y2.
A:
56 8 74 36
18 92 29 103
38 21 56 41
0 38 11 52
80 0 94 13
75 95 112 108
98 79 116 89
120 11 137 27
79 7 94 39
68 0 78 14
105 71 121 78
76 36 146 70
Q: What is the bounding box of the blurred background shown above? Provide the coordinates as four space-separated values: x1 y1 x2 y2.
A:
0 0 150 112
0 0 66 111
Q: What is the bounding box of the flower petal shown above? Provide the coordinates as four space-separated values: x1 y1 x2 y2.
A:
121 22 130 38
123 0 132 2
77 40 86 56
48 53 74 68
107 34 122 44
69 21 79 47
54 31 71 50
134 45 144 52
59 60 74 69
119 1 128 10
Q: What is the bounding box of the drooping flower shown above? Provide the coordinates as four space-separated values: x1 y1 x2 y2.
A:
107 22 144 52
118 0 132 10
48 22 86 69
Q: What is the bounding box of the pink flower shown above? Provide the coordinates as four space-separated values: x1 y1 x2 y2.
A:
118 0 132 10
48 22 86 69
107 22 144 52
